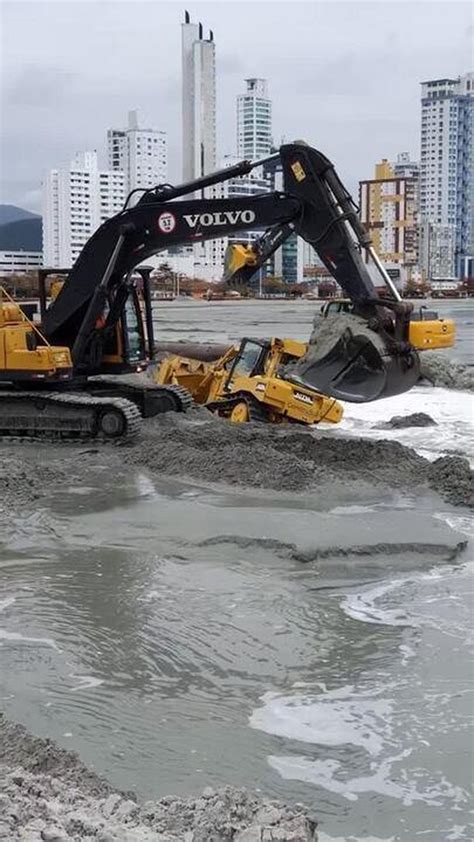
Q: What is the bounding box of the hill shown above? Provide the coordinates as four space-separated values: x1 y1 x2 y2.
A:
0 205 40 226
0 218 42 251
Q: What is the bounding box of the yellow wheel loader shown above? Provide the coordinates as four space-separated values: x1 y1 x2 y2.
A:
156 337 344 425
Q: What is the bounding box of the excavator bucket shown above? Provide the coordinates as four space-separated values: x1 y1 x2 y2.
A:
223 243 258 285
287 312 421 403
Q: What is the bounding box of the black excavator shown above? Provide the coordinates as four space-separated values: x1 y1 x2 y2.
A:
0 142 423 439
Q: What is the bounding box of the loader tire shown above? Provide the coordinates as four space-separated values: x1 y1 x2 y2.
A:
229 397 268 424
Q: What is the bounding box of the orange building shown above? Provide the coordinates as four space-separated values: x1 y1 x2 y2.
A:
359 159 419 269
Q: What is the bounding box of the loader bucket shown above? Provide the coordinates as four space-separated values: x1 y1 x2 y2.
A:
287 314 420 403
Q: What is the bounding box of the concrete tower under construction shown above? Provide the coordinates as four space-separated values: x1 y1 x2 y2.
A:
181 10 216 183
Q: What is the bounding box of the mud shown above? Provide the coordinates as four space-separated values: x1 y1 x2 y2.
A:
427 455 474 507
0 717 317 841
377 412 437 429
419 350 474 391
1 409 473 510
128 413 473 507
196 534 467 564
283 312 374 387
0 455 70 510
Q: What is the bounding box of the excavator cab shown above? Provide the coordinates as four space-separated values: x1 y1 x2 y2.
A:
38 267 155 375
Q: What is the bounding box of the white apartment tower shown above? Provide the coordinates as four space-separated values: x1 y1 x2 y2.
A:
237 78 272 162
42 151 125 267
107 110 167 195
212 80 274 284
420 73 473 278
181 11 216 182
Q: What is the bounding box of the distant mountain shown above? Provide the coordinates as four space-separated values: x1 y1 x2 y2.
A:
0 204 40 226
0 218 42 251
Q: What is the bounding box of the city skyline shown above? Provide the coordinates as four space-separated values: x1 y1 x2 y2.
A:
1 1 471 212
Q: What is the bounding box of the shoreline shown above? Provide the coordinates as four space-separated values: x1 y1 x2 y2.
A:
0 714 318 841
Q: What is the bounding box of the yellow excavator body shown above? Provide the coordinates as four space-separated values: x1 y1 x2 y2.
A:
407 317 456 350
0 293 72 381
156 337 343 425
319 299 456 352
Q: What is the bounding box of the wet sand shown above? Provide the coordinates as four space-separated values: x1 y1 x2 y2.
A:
1 409 472 513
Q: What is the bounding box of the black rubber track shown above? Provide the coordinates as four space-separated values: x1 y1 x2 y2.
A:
0 391 141 441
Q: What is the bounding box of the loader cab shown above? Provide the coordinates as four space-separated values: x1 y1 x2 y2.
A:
224 338 269 388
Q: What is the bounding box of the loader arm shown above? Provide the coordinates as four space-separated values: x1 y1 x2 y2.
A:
41 141 421 401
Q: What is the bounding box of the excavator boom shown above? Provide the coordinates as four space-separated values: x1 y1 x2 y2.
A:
39 141 425 402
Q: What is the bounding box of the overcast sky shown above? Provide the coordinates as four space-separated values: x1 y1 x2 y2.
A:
0 0 472 212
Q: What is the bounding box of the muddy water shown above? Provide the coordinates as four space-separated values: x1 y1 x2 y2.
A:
1 299 473 842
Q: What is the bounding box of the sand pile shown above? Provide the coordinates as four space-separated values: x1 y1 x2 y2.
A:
1 410 472 509
419 351 474 391
128 413 473 507
0 718 317 842
0 454 70 511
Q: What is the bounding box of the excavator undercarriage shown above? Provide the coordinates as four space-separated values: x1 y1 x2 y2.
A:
0 285 191 440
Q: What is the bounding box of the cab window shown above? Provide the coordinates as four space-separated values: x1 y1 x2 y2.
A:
232 342 263 376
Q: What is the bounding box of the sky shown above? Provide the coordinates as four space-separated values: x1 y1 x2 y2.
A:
0 0 472 213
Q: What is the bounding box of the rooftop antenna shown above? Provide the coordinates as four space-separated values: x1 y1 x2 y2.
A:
198 22 203 38
184 10 190 23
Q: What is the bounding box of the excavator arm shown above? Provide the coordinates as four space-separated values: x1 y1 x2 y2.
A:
41 142 421 402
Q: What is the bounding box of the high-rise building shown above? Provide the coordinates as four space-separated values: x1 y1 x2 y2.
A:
0 250 42 276
181 11 217 275
107 110 167 195
359 158 419 270
42 151 125 267
393 152 419 179
237 78 272 163
419 220 457 280
420 73 473 278
215 80 274 285
181 10 216 183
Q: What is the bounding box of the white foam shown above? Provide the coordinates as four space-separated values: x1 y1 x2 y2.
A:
328 505 377 515
0 596 15 612
318 834 396 842
329 385 473 464
268 753 468 808
0 629 60 651
250 680 470 810
340 577 418 627
69 674 104 692
250 686 393 756
433 512 474 539
135 473 158 498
